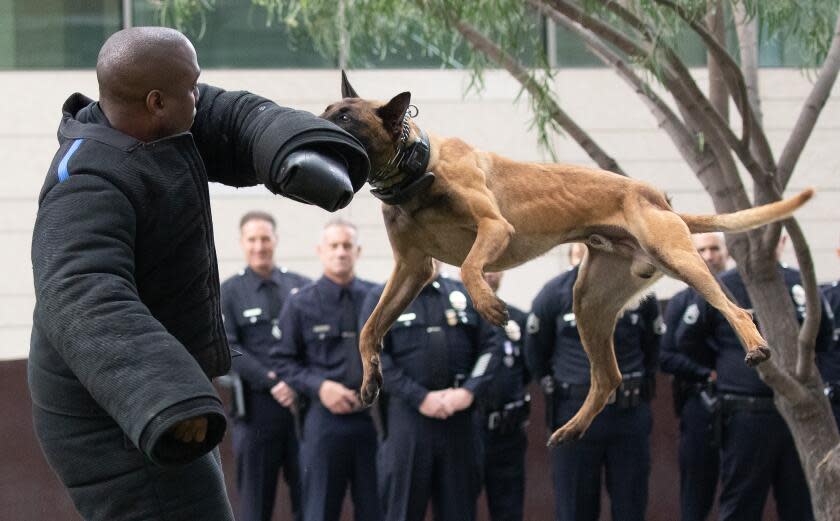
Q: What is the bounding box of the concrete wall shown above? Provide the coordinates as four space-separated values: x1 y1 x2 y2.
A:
3 68 839 360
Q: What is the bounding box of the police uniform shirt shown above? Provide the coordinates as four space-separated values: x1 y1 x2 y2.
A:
660 287 715 383
482 305 530 411
525 266 663 385
271 275 375 398
673 265 833 396
221 266 310 391
360 275 504 409
818 281 840 383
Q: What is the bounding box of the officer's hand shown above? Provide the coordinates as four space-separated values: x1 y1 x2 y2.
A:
709 370 717 382
319 380 361 414
419 391 450 419
271 380 297 408
170 415 208 443
441 388 474 414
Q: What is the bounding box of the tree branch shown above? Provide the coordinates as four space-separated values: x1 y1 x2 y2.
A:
733 2 763 126
452 19 627 175
533 1 709 177
786 217 822 381
653 0 775 172
778 10 840 188
600 1 775 192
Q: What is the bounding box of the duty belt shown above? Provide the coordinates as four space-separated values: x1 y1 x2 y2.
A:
720 393 776 413
485 394 531 433
558 372 648 409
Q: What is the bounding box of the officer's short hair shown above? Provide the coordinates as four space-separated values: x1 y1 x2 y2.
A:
239 211 276 232
322 217 359 243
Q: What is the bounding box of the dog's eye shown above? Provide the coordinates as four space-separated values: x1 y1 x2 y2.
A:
339 114 350 122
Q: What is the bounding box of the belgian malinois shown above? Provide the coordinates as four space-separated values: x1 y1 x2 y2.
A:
322 72 813 445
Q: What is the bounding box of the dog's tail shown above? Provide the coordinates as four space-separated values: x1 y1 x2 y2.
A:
678 188 814 234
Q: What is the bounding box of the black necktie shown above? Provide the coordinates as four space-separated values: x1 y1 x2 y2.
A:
422 287 450 389
266 281 282 322
340 287 363 389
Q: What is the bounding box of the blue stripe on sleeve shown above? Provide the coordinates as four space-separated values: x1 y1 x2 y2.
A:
57 139 84 183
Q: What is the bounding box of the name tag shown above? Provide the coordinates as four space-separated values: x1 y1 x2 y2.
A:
313 324 331 333
397 313 417 323
341 331 357 338
243 307 262 318
426 326 442 333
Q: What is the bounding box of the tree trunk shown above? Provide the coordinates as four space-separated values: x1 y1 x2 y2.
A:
738 254 840 520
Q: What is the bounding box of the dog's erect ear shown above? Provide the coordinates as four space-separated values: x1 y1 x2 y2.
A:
341 70 359 99
377 92 412 139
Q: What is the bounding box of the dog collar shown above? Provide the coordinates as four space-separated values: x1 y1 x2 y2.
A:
370 127 434 205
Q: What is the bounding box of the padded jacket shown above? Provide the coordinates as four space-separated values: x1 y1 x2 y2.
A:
29 84 368 466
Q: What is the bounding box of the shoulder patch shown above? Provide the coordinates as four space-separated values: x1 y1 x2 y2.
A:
526 313 540 334
682 304 699 325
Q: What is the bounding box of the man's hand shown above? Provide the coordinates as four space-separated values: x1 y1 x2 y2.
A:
271 380 297 408
318 380 361 414
170 415 208 443
419 390 451 419
441 388 474 415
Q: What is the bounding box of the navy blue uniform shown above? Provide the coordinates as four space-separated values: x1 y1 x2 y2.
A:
478 305 530 521
220 266 310 521
525 266 662 521
272 276 381 521
660 287 719 521
361 275 503 521
819 281 840 425
673 265 833 521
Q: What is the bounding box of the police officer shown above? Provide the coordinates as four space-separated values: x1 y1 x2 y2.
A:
478 271 530 521
361 262 504 521
819 236 840 426
525 243 662 521
271 218 381 521
660 232 728 521
220 211 310 521
672 236 833 521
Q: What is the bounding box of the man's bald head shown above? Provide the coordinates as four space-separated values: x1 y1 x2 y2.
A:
692 232 728 274
96 27 201 141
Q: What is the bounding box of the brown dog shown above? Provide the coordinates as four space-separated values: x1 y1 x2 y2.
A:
322 73 813 445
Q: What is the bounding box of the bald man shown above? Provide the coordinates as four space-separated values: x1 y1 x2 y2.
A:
29 27 369 521
660 232 728 521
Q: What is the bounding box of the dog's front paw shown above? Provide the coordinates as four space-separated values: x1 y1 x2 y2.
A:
475 293 509 327
547 420 586 447
359 356 383 407
744 345 771 367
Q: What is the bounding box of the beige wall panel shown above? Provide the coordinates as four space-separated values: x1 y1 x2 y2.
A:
4 68 839 360
0 295 35 328
1 231 32 295
0 327 31 361
2 137 56 198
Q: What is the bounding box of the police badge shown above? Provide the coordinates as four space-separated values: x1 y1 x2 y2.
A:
449 290 468 312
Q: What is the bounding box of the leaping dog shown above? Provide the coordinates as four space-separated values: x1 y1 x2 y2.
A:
322 72 813 445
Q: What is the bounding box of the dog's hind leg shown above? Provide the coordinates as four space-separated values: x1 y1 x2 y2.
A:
630 207 770 366
548 248 659 446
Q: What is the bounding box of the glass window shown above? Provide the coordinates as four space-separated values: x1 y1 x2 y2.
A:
0 0 121 69
132 0 334 68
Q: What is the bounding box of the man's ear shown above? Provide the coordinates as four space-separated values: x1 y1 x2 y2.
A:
146 90 164 114
341 70 359 99
376 92 411 139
